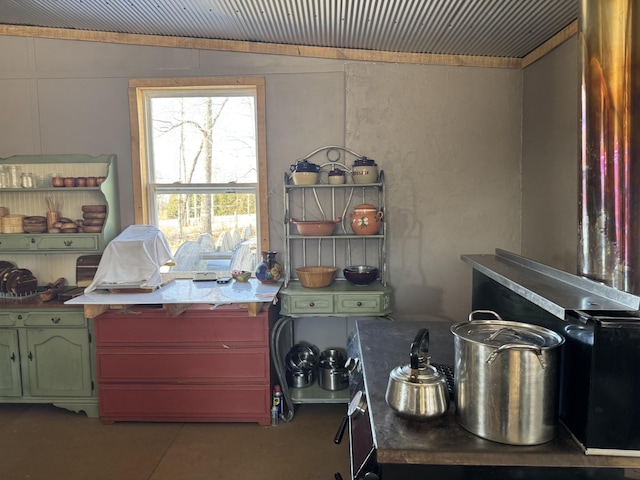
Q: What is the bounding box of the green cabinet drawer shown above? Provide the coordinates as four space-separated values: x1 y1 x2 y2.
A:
0 313 16 326
335 294 384 314
0 234 99 252
23 311 86 327
33 234 99 251
0 235 30 251
283 294 334 315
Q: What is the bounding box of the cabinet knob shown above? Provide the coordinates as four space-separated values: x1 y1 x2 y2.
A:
28 352 33 361
357 301 362 307
10 352 15 362
309 302 315 307
30 238 36 244
51 317 61 324
17 314 22 320
64 240 73 247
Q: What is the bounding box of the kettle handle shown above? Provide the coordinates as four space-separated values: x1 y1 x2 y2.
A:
409 328 429 370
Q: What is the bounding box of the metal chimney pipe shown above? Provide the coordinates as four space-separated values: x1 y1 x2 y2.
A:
579 0 640 293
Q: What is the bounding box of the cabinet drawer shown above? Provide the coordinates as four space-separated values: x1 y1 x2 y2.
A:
34 234 99 251
98 384 271 422
0 235 30 251
97 348 269 383
95 307 268 347
0 312 16 326
335 294 383 314
22 311 86 326
284 295 334 315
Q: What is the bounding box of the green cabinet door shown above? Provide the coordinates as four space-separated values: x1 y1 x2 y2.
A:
24 329 92 397
0 329 22 396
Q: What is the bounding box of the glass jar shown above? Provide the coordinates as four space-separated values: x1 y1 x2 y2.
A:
9 165 22 188
20 172 34 189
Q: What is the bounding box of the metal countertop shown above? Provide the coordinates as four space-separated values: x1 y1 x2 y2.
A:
356 319 640 468
461 249 640 319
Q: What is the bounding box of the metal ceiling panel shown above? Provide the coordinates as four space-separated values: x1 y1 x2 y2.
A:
0 0 578 58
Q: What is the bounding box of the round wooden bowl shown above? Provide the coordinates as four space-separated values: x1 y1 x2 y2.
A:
23 216 47 225
81 205 107 213
82 212 106 219
82 218 105 226
23 224 47 233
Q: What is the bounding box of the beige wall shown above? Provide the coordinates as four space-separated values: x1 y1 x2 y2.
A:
522 37 579 273
0 35 526 323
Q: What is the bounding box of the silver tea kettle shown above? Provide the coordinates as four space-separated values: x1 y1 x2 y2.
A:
385 328 450 421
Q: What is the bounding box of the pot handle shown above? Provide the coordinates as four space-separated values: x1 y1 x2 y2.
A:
468 310 503 321
410 328 429 370
486 343 547 368
334 415 348 444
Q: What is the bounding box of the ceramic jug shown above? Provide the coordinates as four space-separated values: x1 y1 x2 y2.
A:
255 251 282 283
350 203 383 235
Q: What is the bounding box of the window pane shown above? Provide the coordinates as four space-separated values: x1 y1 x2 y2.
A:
148 95 257 184
155 191 257 272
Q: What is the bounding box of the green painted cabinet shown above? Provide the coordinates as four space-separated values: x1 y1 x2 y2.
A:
280 158 391 317
0 154 120 253
0 329 20 396
0 308 98 416
276 148 392 405
25 328 93 397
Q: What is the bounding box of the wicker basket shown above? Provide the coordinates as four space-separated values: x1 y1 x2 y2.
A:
1 214 24 233
296 266 337 288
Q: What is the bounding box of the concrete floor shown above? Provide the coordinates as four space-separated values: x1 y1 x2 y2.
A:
0 403 350 480
2 402 639 480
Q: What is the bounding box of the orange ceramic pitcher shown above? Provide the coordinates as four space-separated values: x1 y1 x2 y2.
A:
350 203 383 235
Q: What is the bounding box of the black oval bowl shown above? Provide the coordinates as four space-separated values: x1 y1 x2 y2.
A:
343 265 379 285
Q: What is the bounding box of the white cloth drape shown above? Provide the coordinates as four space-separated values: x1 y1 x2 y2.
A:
84 225 174 293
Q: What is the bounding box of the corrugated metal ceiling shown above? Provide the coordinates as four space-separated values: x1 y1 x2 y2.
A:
0 0 578 59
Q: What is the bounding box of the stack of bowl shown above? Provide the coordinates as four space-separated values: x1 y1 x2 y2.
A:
80 205 107 233
285 344 318 388
23 216 47 233
318 349 349 391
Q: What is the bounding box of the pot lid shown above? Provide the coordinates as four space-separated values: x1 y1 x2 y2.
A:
353 157 376 166
390 363 445 385
451 320 564 348
353 203 378 211
291 159 320 172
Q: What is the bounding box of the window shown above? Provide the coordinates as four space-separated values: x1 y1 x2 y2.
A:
129 77 269 275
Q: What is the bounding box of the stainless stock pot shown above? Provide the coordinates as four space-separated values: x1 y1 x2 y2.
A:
451 310 565 445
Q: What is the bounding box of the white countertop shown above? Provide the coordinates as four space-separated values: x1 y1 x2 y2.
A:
65 278 281 306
